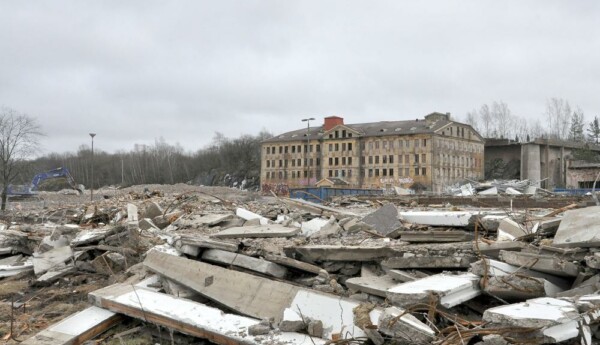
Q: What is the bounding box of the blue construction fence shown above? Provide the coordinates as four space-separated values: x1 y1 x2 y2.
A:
553 188 598 196
289 187 384 203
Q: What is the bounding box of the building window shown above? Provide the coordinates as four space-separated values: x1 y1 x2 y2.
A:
304 171 308 178
368 169 373 177
329 170 333 177
369 156 373 164
389 155 394 164
375 141 380 149
291 160 295 167
348 133 352 138
267 161 270 167
405 154 409 164
375 169 380 176
310 145 313 152
422 168 427 176
335 131 339 139
316 158 320 166
284 146 288 154
399 155 403 164
342 157 346 165
414 168 419 175
389 168 394 176
335 170 339 177
405 168 409 176
266 147 270 154
414 139 419 147
414 154 419 163
369 142 373 150
375 156 380 164
383 155 387 164
383 141 388 149
335 157 339 166
382 169 387 176
297 145 301 152
348 157 352 165
342 143 346 151
361 169 365 177
291 146 295 153
348 143 353 151
329 157 333 165
309 158 313 166
292 171 296 178
316 144 321 152
422 154 426 163
361 156 365 164
341 170 345 177
279 160 283 167
329 144 333 151
279 171 283 179
342 130 346 137
279 146 283 154
348 169 352 177
335 143 339 151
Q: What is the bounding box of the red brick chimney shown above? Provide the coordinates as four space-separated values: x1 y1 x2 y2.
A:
324 116 344 131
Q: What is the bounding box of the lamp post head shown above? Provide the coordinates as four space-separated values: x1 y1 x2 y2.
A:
301 117 316 122
89 133 96 139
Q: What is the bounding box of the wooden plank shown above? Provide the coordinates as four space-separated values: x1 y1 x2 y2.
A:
211 225 300 239
89 284 325 345
144 250 300 323
21 306 121 345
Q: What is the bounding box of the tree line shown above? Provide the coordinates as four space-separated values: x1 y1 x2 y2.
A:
464 98 600 144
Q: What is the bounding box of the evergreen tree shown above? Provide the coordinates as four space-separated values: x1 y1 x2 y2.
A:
588 116 600 144
568 109 585 141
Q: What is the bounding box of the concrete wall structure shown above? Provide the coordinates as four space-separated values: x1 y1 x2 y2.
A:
485 139 600 189
566 161 600 188
261 112 485 193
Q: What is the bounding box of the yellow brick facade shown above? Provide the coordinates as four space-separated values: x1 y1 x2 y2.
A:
261 113 484 193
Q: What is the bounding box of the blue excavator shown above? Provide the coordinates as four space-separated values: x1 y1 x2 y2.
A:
6 167 84 197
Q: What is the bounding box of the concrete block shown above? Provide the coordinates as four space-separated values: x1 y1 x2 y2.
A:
201 249 288 278
473 241 527 259
236 208 269 225
553 206 600 247
279 308 306 332
196 213 234 226
0 255 33 278
264 254 322 274
127 203 139 222
285 245 400 262
212 224 300 239
497 218 528 241
381 254 477 269
142 201 163 219
361 203 401 237
300 218 329 236
499 250 581 277
309 216 342 239
398 211 483 227
378 306 436 343
345 275 397 297
400 230 473 242
139 218 160 231
387 273 481 308
32 246 74 276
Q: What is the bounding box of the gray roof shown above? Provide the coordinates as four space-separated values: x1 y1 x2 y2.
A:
262 115 456 143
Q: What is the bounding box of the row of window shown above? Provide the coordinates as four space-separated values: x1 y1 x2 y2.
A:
361 138 427 150
328 156 353 166
436 139 482 153
266 158 321 168
265 170 318 179
266 144 321 155
441 126 470 139
328 129 353 139
266 167 428 180
328 142 353 152
439 154 479 168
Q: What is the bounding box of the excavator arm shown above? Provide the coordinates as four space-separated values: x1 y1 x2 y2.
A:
7 167 83 197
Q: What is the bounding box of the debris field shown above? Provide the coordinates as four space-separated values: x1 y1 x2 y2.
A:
1 184 599 345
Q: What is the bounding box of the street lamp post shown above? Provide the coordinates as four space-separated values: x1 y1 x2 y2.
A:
89 133 96 202
301 118 315 186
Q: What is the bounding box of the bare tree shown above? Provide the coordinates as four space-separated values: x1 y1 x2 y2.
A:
491 101 513 139
464 109 479 133
479 104 493 137
545 98 572 140
0 107 42 210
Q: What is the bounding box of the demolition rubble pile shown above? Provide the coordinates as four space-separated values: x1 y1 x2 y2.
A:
445 179 557 197
1 186 600 344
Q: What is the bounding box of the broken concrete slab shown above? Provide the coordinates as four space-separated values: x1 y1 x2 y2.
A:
473 240 527 259
470 259 567 299
236 207 270 225
387 273 481 308
381 254 477 269
384 269 429 282
497 218 530 241
398 210 490 227
201 249 288 278
35 265 77 286
71 226 120 247
499 250 581 277
32 245 74 276
174 235 239 256
300 218 329 237
553 206 600 248
285 244 400 262
0 255 33 278
361 203 401 237
400 230 474 242
345 275 397 297
21 306 122 345
263 254 322 275
89 284 326 345
309 216 342 239
212 224 300 239
556 275 600 298
195 213 234 226
139 218 160 231
378 306 436 343
144 250 380 338
483 297 580 343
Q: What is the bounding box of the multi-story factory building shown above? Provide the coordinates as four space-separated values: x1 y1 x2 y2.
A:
261 112 484 193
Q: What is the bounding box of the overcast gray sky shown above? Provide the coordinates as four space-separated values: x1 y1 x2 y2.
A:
0 1 598 155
